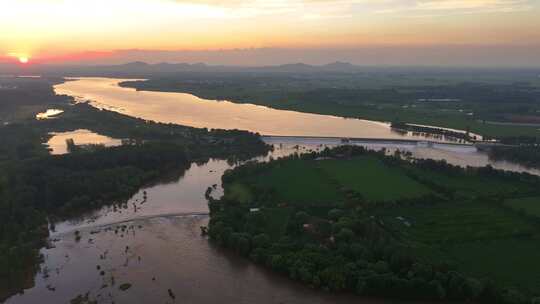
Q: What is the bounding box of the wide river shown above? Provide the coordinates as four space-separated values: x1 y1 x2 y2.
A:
55 77 474 141
6 78 537 303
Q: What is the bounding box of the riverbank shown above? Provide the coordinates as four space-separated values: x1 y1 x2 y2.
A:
263 135 475 147
7 215 408 304
119 76 540 139
55 77 474 143
0 85 271 302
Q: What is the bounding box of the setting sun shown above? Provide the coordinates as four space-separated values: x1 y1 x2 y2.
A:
18 57 29 64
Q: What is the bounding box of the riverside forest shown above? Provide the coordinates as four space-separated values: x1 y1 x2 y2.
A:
2 67 540 304
0 76 269 301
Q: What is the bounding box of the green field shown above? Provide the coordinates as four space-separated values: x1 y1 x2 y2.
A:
233 156 436 204
381 202 536 244
251 159 344 205
505 196 540 218
318 157 432 201
234 156 529 205
408 167 530 197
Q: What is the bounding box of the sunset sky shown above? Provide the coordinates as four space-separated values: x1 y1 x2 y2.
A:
1 0 540 66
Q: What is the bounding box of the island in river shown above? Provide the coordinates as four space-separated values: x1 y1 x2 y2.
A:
211 146 540 303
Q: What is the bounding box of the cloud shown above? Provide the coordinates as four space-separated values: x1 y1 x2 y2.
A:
166 0 363 19
416 0 531 11
169 0 535 15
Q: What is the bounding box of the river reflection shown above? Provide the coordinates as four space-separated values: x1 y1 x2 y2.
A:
55 77 462 142
46 129 123 155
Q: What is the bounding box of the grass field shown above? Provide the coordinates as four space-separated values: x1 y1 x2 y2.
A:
318 157 432 201
381 202 536 244
408 167 530 197
504 196 540 219
252 159 344 205
239 156 436 205
232 156 531 206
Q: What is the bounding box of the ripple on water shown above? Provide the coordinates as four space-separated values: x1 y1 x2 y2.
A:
8 216 404 304
11 140 538 303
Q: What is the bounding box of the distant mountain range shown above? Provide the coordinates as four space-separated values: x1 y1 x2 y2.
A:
85 61 361 73
0 61 363 76
2 61 538 78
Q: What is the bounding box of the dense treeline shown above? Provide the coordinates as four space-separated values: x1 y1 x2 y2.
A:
0 135 269 300
0 77 66 109
123 75 540 106
0 78 271 300
42 103 266 153
208 146 540 303
0 77 69 123
0 143 187 299
0 124 50 161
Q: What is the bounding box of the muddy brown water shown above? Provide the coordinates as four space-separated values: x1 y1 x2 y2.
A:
7 79 537 303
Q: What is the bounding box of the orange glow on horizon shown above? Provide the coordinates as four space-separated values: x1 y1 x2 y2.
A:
1 51 115 65
1 0 538 66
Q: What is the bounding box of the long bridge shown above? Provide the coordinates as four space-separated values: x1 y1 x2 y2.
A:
261 135 477 148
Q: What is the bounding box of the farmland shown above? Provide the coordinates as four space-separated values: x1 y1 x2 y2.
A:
249 159 344 205
225 156 433 205
210 146 540 303
406 166 532 198
380 202 536 243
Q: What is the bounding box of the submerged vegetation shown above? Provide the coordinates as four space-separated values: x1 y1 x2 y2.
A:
3 71 540 303
208 146 540 303
0 76 270 301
